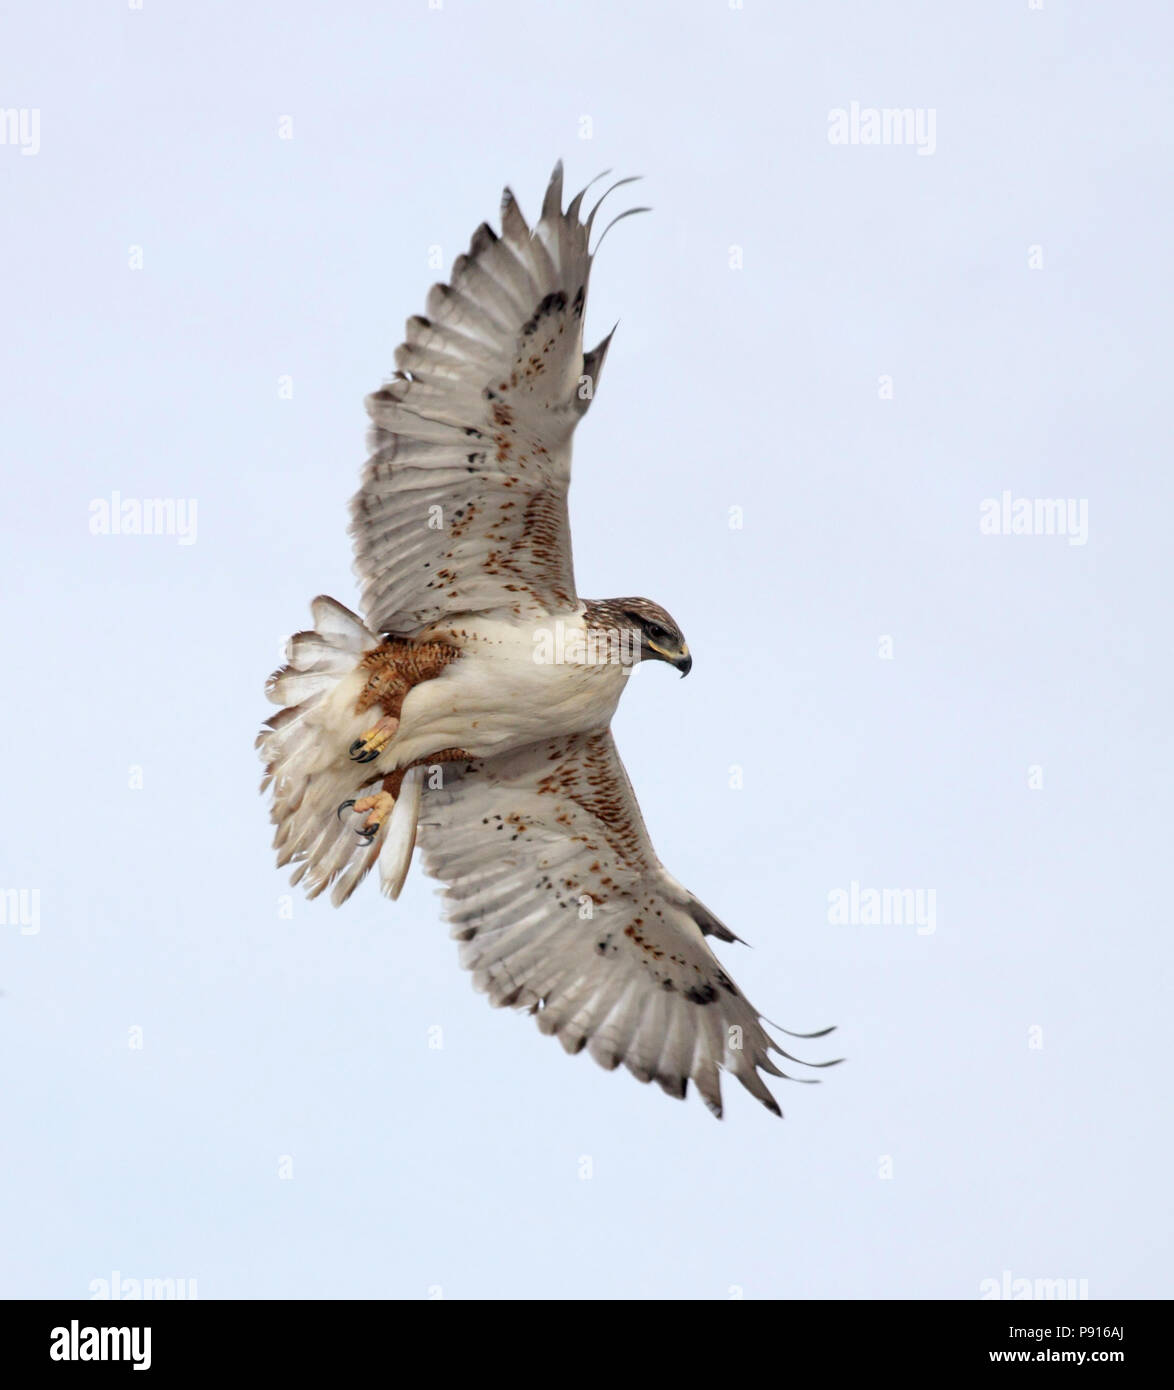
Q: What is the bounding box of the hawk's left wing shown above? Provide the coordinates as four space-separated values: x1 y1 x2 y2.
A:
416 731 836 1118
351 163 640 634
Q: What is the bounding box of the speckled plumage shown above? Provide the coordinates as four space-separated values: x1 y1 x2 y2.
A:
258 164 837 1117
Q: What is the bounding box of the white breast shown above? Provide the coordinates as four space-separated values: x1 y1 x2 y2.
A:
391 609 632 767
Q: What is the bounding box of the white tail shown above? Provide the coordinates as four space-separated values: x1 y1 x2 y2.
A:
258 596 391 904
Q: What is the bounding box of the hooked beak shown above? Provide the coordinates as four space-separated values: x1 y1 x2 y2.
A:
646 639 692 677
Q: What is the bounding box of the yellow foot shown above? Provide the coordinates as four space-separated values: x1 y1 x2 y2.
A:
337 790 394 844
349 715 398 764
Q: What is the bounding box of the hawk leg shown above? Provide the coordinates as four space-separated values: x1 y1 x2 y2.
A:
349 791 394 843
381 747 472 800
348 638 461 763
349 715 399 764
338 749 468 847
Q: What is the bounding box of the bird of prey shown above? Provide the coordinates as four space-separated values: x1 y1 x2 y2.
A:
258 164 836 1117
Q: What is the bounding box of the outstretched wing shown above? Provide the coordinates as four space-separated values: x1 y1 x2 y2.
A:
416 731 836 1118
352 162 640 634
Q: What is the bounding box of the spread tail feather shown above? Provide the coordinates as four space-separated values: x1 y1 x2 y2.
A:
258 596 391 903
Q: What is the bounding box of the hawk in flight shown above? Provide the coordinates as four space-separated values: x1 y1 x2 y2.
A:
259 164 836 1117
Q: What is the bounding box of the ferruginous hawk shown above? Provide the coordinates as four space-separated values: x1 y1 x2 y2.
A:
258 164 837 1117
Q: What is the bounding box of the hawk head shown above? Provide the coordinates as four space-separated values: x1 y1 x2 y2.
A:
585 597 692 676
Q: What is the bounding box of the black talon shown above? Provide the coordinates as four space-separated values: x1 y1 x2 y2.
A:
350 743 379 764
337 799 356 821
356 825 380 844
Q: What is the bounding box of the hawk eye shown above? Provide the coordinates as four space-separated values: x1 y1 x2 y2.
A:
646 622 668 642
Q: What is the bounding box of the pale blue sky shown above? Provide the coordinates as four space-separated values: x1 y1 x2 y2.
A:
1 0 1171 1299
